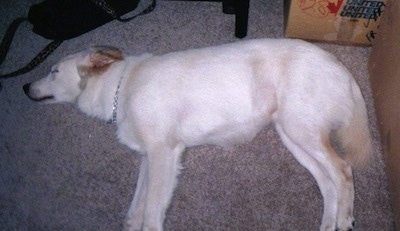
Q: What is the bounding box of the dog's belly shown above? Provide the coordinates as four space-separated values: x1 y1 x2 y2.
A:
175 83 277 148
181 119 268 148
177 101 272 148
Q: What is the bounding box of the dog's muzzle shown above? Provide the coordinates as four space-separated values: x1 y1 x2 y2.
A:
23 83 54 102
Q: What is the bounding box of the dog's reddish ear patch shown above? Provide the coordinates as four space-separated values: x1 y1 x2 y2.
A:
79 46 124 78
90 46 124 67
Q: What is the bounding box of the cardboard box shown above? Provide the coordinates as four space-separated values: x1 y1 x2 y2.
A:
284 0 387 45
369 0 400 227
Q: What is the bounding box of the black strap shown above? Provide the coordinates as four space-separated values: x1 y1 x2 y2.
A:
90 0 156 22
0 17 59 79
0 40 63 78
118 0 156 22
0 0 156 79
0 17 27 66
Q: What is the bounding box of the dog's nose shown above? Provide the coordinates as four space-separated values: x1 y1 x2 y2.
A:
23 83 31 95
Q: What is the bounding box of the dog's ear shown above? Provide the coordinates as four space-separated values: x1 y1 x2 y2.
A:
89 46 124 67
78 46 124 78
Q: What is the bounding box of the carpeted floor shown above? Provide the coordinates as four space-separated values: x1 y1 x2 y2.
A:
0 0 395 230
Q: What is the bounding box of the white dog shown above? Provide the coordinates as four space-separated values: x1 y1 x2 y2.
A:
23 39 372 231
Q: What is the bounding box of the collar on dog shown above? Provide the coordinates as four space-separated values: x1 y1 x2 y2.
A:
108 75 123 124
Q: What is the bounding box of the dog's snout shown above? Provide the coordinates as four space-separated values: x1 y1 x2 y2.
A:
23 82 55 102
23 83 31 95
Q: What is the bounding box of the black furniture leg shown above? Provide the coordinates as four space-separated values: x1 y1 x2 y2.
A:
222 0 235 14
234 0 249 38
169 0 249 38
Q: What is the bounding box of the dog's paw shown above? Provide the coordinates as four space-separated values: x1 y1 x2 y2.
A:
320 223 336 231
124 218 143 231
123 223 141 231
320 215 354 231
335 219 355 231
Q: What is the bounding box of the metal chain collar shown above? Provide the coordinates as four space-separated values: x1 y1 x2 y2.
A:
108 75 124 124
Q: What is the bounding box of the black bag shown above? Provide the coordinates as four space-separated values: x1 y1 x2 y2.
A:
0 0 155 81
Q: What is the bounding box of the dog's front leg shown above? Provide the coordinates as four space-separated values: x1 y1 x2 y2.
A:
125 155 149 231
142 142 185 231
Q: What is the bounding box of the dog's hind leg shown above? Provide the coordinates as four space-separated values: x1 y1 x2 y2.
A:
275 124 354 231
141 142 185 231
124 155 149 231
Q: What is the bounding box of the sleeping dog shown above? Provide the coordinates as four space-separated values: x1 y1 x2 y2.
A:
24 38 372 231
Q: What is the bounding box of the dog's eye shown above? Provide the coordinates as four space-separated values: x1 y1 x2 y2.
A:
49 69 59 81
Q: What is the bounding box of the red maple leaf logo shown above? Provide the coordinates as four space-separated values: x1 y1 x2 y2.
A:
327 0 344 15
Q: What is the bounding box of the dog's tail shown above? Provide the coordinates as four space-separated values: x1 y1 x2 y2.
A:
336 87 373 169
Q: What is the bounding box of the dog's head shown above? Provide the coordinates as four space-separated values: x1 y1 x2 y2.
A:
23 46 124 103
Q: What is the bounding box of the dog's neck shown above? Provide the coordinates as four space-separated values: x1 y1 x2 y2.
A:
104 54 153 124
107 75 124 124
76 54 153 123
76 61 127 123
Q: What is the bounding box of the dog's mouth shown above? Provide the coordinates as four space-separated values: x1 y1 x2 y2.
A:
23 83 55 102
